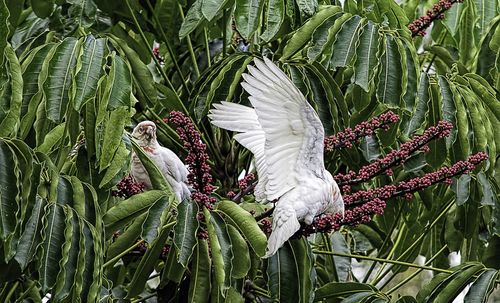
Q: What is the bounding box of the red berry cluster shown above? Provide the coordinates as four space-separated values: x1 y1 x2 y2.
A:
112 176 145 198
297 151 487 236
334 120 453 187
324 111 400 151
239 173 255 190
167 111 217 210
408 0 463 37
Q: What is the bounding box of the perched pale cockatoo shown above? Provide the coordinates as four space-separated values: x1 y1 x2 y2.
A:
209 58 344 257
130 121 191 201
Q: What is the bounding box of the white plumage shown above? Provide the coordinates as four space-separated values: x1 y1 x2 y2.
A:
209 57 344 257
130 121 191 202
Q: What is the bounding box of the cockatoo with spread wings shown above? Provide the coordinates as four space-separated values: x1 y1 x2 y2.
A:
131 121 191 202
209 58 344 257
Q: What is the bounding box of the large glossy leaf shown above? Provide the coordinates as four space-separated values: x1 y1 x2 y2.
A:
103 190 167 236
43 37 80 123
267 242 300 302
72 35 105 111
103 54 132 110
0 45 22 137
98 106 130 171
352 21 380 91
39 203 66 292
227 224 250 278
0 140 20 244
179 0 205 39
188 239 211 303
174 200 199 267
261 0 285 42
281 6 343 60
127 220 173 297
234 0 264 39
314 282 377 301
204 208 226 289
0 0 8 65
215 200 267 257
464 268 499 302
376 34 404 107
330 15 363 69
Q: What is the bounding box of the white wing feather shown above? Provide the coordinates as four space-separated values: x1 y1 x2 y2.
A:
242 57 326 201
209 101 269 202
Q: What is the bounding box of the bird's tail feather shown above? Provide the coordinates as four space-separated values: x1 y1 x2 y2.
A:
264 204 301 258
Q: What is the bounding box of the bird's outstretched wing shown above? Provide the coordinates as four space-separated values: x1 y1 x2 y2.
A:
209 58 326 202
241 57 326 201
209 101 269 202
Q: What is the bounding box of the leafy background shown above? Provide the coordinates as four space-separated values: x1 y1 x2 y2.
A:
0 0 499 302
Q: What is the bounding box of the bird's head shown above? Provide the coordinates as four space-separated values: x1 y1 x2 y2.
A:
132 121 157 146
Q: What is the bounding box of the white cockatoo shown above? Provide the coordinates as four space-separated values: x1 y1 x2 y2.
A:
209 58 344 257
130 121 191 202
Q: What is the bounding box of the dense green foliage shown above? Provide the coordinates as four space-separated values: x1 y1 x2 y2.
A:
0 0 499 302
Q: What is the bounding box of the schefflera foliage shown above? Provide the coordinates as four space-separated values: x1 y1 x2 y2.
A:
0 138 104 303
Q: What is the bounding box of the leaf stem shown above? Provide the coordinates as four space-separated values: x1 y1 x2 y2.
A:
177 3 201 78
203 28 211 67
4 281 19 302
385 245 448 294
144 0 190 94
312 250 453 274
362 204 404 283
124 0 189 115
131 292 157 303
104 239 145 268
370 197 455 285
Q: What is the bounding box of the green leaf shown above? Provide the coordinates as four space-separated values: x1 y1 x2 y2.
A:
72 35 105 111
103 190 167 236
204 208 227 289
267 242 299 302
31 0 55 18
39 203 66 292
227 224 250 278
98 141 131 189
215 200 267 257
330 15 363 69
261 0 285 42
67 0 97 28
459 0 477 65
352 21 379 91
104 54 132 110
44 37 80 123
127 221 173 298
296 0 317 17
464 268 499 303
426 83 446 168
99 106 130 171
174 200 199 267
110 36 158 106
443 1 464 35
0 45 22 137
0 140 19 243
141 193 171 243
477 172 496 206
188 239 211 303
291 239 315 303
314 282 376 301
235 0 264 39
106 212 146 261
0 0 8 66
36 122 65 153
452 175 471 206
201 0 227 21
433 263 485 303
376 34 404 107
14 196 46 270
405 73 430 135
179 0 205 39
306 12 348 61
281 5 343 60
